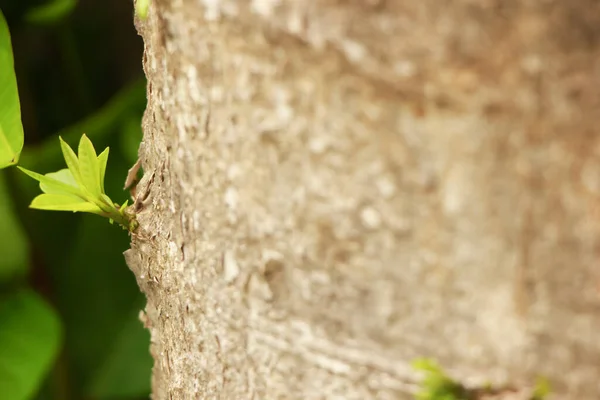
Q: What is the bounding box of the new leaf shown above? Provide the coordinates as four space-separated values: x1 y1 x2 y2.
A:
59 136 86 188
18 167 87 199
98 147 109 194
19 134 138 231
41 169 78 193
30 193 103 213
77 134 102 197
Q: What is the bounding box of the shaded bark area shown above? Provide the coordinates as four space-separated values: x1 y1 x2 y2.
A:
128 0 600 398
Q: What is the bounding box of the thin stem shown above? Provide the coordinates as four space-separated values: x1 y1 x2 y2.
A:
103 203 136 232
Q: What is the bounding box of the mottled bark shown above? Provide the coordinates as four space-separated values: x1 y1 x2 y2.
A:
127 0 600 398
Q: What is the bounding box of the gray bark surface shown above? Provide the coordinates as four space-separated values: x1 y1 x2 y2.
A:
127 0 600 398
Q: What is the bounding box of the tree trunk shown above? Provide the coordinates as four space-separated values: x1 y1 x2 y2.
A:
126 1 600 398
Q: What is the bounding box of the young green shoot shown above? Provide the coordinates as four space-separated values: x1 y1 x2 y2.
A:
412 358 551 400
412 359 472 400
135 0 150 20
18 134 138 232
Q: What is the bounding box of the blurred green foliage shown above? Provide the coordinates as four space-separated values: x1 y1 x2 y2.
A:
0 8 24 168
0 0 149 399
0 289 62 400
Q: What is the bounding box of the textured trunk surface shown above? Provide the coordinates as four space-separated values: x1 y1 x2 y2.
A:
126 1 600 398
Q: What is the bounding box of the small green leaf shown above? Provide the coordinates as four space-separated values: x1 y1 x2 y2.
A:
413 358 469 400
87 309 152 397
40 169 78 194
0 10 24 169
20 135 135 229
17 167 85 199
97 147 109 194
413 358 444 374
135 0 150 19
25 0 77 25
30 193 103 213
532 377 551 400
0 289 62 400
59 136 85 191
77 134 101 197
100 193 114 207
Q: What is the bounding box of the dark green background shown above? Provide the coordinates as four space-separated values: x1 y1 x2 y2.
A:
0 0 151 399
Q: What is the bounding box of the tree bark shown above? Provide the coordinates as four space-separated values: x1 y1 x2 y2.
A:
127 0 600 398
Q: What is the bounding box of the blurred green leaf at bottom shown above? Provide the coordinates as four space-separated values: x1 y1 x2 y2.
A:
0 289 62 400
87 308 152 397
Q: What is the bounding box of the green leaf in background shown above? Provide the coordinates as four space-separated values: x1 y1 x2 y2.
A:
25 0 77 25
0 289 62 400
0 9 24 169
18 78 147 171
88 308 152 397
58 215 149 397
0 171 29 281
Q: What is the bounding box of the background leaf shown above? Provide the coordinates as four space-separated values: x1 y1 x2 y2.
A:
18 79 146 172
0 289 62 400
0 9 24 168
25 0 77 25
87 307 152 397
57 215 148 397
0 171 29 282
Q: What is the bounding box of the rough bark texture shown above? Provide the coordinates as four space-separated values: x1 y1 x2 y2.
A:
127 0 600 398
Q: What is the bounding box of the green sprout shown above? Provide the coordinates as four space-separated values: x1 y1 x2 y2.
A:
135 0 150 20
532 377 551 400
413 359 472 400
412 358 551 400
18 134 137 232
